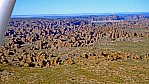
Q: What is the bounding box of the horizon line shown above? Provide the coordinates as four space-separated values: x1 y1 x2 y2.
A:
11 12 149 16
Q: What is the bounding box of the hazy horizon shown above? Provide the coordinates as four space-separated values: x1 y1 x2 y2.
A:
11 12 149 16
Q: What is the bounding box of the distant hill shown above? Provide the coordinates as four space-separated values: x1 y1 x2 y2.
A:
11 12 149 18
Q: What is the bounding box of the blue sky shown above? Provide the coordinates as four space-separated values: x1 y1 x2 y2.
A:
12 0 149 15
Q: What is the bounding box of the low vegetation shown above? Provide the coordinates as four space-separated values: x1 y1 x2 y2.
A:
1 14 149 83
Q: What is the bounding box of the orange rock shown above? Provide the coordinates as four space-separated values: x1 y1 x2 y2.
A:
66 59 74 65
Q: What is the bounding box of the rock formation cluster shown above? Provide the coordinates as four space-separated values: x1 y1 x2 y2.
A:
0 15 149 67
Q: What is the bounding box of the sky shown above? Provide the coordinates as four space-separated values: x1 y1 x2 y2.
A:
12 0 149 15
